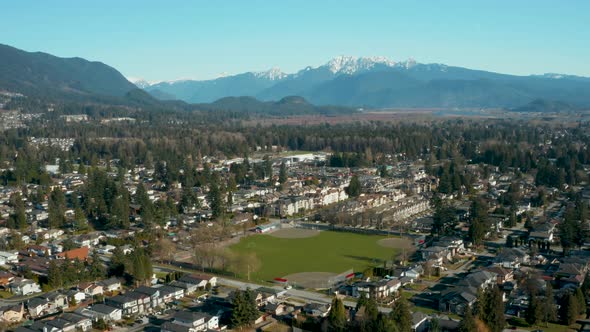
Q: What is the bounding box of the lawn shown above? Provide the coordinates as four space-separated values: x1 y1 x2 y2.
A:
230 231 400 281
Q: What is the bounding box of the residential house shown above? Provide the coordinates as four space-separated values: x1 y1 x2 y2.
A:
402 265 424 282
124 291 150 314
0 303 24 323
56 247 89 261
27 245 51 257
60 313 92 331
66 289 86 304
164 311 218 332
0 250 19 265
105 295 138 316
80 304 122 322
169 280 198 295
420 246 449 264
98 277 122 293
77 282 103 297
433 236 464 256
44 292 69 312
302 303 331 318
457 271 498 290
529 222 555 243
178 274 217 288
484 266 514 285
134 286 161 309
411 311 430 332
45 318 76 332
554 260 588 287
438 287 478 315
27 297 50 318
0 272 15 289
10 278 41 296
157 285 184 301
493 248 530 269
264 303 287 316
354 279 401 299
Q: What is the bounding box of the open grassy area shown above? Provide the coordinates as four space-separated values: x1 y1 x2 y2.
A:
0 291 12 299
507 317 577 332
230 231 400 282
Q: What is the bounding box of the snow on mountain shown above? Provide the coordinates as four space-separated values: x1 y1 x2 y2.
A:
253 67 287 80
127 77 154 89
530 73 590 82
322 56 397 74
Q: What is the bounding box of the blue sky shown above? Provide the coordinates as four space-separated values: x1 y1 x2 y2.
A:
3 0 589 82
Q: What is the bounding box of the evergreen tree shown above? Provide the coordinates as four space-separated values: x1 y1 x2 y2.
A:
278 162 288 189
47 260 63 289
9 193 27 230
373 313 395 332
543 282 557 325
575 288 586 315
88 252 106 281
327 297 347 332
432 200 455 236
346 175 361 197
231 289 259 328
108 247 126 277
468 218 486 247
559 292 579 326
480 285 505 332
208 176 225 219
525 295 542 326
379 165 389 178
73 206 88 232
458 306 477 332
230 290 246 328
48 187 66 229
390 296 412 332
136 183 154 225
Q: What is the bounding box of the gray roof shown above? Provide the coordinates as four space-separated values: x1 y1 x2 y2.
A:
173 310 208 323
89 304 119 314
61 312 90 324
134 286 160 296
457 270 497 288
162 322 192 332
27 297 49 309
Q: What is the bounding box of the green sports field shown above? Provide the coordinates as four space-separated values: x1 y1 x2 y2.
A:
229 230 400 282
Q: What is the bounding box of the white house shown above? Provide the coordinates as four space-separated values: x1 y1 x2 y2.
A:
10 279 41 296
81 304 122 322
0 251 18 265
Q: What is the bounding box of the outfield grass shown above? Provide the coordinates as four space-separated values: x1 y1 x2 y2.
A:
230 231 399 281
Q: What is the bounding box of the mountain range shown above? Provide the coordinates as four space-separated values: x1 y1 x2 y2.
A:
0 43 136 97
136 56 590 109
1 42 590 111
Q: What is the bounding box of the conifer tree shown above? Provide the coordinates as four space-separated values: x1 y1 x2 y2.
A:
327 297 347 332
559 292 579 326
390 296 412 332
458 306 477 332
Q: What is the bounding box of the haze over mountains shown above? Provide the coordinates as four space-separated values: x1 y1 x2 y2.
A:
1 42 590 111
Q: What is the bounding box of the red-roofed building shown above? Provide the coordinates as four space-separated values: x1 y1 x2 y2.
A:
57 246 89 261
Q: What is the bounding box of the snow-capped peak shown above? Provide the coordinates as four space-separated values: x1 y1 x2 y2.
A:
127 77 153 88
253 67 287 80
538 73 565 79
323 56 397 74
